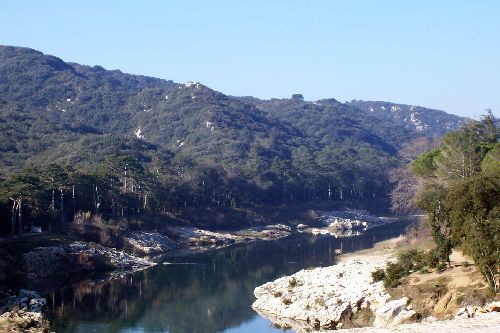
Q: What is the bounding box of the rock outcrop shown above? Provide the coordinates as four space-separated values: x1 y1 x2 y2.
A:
23 241 155 280
168 224 292 251
0 290 50 333
307 210 388 238
456 301 500 319
252 256 395 331
337 312 500 333
124 231 178 254
373 297 420 327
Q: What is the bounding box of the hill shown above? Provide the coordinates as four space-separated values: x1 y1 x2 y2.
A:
0 46 467 230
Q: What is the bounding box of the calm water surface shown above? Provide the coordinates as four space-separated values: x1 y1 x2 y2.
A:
50 220 413 333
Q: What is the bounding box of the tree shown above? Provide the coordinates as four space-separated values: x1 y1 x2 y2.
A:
412 113 499 290
0 167 46 235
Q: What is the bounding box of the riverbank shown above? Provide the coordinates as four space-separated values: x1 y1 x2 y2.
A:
0 290 50 333
252 235 500 332
0 211 413 332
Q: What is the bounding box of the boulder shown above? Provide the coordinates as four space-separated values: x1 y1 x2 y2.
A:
392 308 420 325
485 302 500 313
253 257 391 330
124 231 178 254
23 246 72 279
0 290 49 333
457 302 500 319
373 297 420 327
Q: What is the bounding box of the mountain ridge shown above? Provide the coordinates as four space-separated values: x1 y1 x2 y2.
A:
0 45 468 215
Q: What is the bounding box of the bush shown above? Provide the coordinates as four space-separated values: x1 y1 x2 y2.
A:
371 268 386 282
381 248 445 288
384 261 409 288
423 249 440 268
397 249 424 270
435 262 446 272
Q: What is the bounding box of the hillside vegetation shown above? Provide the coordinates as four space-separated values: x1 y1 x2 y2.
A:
0 46 467 233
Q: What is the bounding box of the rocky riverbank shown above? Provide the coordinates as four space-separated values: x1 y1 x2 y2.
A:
166 210 398 251
252 253 400 331
23 241 156 281
166 224 292 251
301 210 391 238
252 239 500 332
338 308 500 333
0 289 50 333
124 231 179 255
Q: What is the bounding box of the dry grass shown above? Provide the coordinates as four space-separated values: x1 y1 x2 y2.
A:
387 250 491 318
342 227 493 320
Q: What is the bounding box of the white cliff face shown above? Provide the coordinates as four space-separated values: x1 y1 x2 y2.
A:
252 256 392 330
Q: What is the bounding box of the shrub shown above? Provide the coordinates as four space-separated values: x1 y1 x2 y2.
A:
423 249 440 268
433 281 448 298
371 268 386 282
435 262 446 272
384 262 408 288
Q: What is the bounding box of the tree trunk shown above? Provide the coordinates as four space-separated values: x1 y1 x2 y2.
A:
60 188 65 227
17 199 22 237
50 187 55 232
72 185 76 215
11 199 16 235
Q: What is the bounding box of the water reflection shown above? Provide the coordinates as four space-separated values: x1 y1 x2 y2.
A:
50 221 412 333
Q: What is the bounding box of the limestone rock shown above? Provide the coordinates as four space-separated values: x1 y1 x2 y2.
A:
0 290 49 333
373 297 419 327
252 256 391 331
457 301 500 319
124 231 178 254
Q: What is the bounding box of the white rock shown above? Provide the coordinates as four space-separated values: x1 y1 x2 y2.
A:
135 127 145 139
253 257 391 330
373 297 410 327
124 231 178 254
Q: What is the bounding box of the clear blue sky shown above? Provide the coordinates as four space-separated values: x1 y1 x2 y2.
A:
1 0 499 119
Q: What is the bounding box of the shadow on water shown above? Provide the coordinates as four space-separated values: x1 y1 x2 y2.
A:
50 219 414 333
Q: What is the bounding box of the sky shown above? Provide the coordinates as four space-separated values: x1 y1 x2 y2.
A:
0 0 499 119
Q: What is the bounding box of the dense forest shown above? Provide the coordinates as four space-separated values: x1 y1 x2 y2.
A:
0 46 469 234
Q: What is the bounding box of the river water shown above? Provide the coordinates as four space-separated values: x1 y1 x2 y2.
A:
50 220 413 333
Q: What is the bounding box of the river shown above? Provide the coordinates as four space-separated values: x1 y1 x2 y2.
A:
50 219 413 333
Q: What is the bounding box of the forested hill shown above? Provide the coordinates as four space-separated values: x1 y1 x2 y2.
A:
347 100 466 137
0 45 466 224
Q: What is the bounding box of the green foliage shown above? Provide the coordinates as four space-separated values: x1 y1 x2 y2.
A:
412 113 499 291
371 268 386 282
379 249 448 288
410 148 441 177
481 142 500 175
435 262 446 272
0 45 477 235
